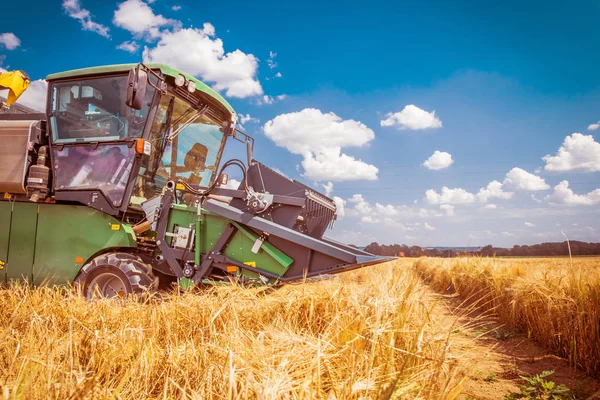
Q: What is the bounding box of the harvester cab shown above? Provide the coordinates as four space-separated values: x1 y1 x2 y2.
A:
0 63 392 298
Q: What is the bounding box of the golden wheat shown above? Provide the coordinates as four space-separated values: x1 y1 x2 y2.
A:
414 256 600 377
0 260 467 399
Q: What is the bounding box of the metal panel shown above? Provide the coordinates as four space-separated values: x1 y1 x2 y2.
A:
33 204 137 285
204 200 357 264
6 202 38 283
0 201 12 285
165 206 294 277
0 120 35 194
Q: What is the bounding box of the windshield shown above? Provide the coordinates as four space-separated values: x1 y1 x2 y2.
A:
49 75 155 143
130 95 226 206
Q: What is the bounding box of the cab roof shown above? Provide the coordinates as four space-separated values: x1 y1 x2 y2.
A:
46 63 236 119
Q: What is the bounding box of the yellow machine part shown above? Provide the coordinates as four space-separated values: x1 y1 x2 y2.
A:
0 70 30 106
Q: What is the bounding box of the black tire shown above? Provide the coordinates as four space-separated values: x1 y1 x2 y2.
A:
75 252 158 299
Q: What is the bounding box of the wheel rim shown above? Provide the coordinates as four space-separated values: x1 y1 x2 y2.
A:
87 273 128 299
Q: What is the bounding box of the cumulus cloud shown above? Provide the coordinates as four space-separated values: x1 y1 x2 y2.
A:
263 108 378 181
113 0 178 39
424 222 436 231
256 94 287 105
525 222 535 227
425 187 476 205
172 5 181 11
477 180 513 202
16 79 48 111
0 33 20 50
440 204 454 216
545 181 600 206
503 167 550 191
423 150 453 170
484 204 497 209
62 0 110 38
239 114 259 125
542 133 600 173
322 182 334 197
588 122 599 131
333 196 346 218
142 25 262 98
380 105 442 130
301 149 378 181
116 40 139 53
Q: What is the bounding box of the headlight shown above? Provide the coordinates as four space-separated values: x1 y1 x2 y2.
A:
187 81 196 93
175 74 185 87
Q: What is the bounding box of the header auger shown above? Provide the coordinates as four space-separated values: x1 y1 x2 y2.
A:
0 62 392 298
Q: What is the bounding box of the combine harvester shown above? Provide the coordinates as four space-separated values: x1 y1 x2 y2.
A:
0 63 391 298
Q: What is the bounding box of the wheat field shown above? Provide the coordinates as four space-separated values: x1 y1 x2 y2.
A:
414 256 600 378
0 260 466 400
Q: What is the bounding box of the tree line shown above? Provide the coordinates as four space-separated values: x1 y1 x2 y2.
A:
362 241 600 257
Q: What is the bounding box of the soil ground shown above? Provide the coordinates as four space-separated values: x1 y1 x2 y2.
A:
428 291 600 399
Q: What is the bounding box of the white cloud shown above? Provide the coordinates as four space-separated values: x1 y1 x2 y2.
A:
440 204 455 216
545 180 600 206
116 40 139 53
113 0 178 39
322 182 334 197
0 33 20 50
16 79 47 111
267 51 277 69
588 122 599 131
62 0 110 38
301 149 378 181
380 105 442 130
542 133 600 173
424 222 436 231
501 231 518 238
423 150 453 170
425 187 476 205
256 94 287 105
172 5 181 11
524 222 535 227
531 194 542 203
484 204 497 209
263 108 378 181
477 180 513 202
503 167 550 191
239 114 259 125
142 25 262 98
275 72 282 78
333 196 345 218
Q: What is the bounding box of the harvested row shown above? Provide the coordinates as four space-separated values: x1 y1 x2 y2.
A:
0 260 465 399
414 257 600 377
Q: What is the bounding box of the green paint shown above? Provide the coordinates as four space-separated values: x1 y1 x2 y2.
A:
0 201 13 285
230 222 293 268
45 63 235 118
32 204 136 285
166 205 293 277
6 202 38 283
195 210 202 267
178 277 194 290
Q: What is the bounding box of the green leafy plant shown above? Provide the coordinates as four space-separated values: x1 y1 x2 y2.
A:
505 370 571 400
485 371 497 383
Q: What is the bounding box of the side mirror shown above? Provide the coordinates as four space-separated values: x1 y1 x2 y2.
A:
126 66 147 110
219 173 229 186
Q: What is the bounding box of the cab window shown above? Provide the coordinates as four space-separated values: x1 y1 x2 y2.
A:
49 75 155 143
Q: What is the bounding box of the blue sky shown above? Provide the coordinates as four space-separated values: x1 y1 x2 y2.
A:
2 0 599 247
